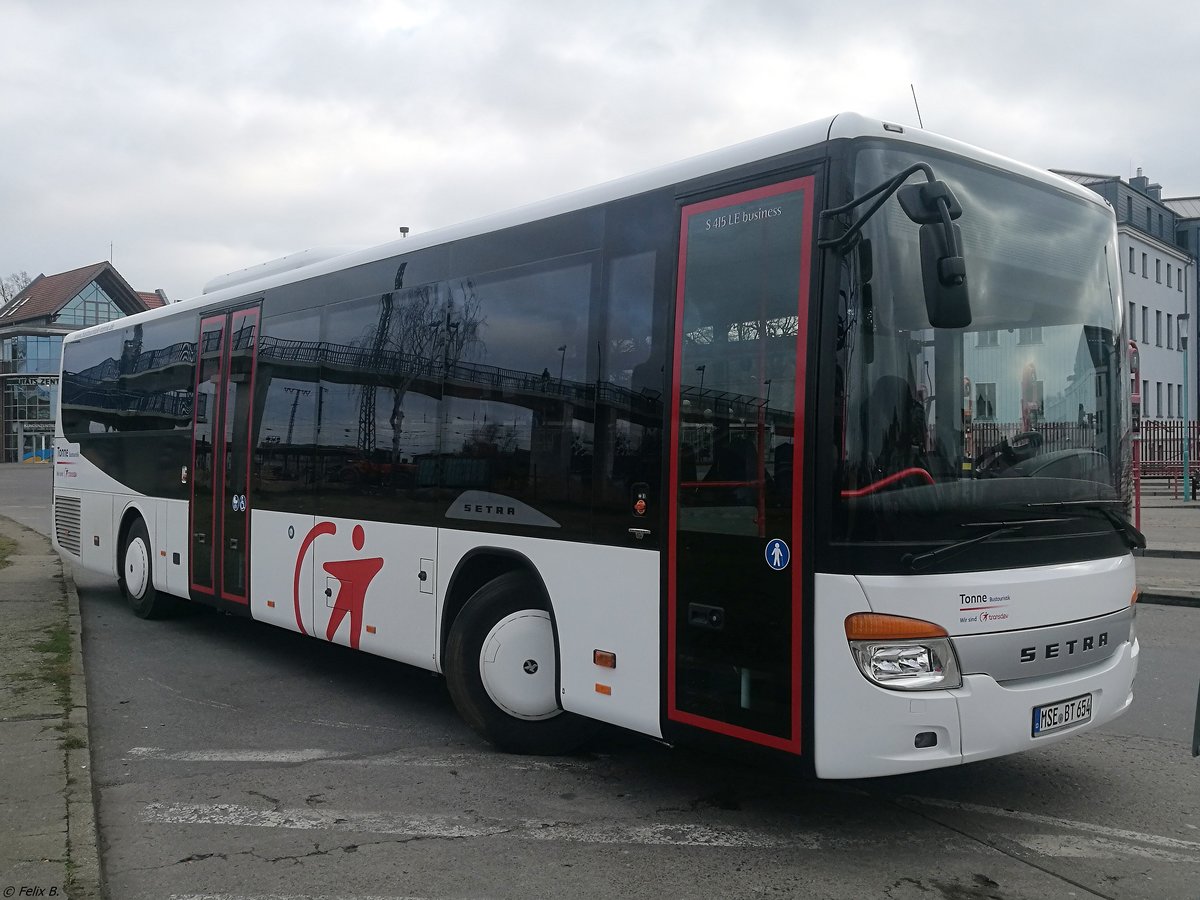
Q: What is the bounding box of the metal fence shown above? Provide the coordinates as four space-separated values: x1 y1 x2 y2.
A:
1138 420 1200 469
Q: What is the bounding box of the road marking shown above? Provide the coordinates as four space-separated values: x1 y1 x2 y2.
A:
129 748 348 763
126 747 591 770
143 801 812 848
170 896 438 900
144 803 508 840
1011 834 1200 864
902 795 1200 855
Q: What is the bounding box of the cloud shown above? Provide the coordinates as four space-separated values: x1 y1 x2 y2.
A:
2 0 1199 299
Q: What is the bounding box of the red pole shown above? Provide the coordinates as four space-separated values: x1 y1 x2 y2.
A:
1133 436 1141 530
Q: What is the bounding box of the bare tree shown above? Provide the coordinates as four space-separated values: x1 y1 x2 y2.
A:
0 271 32 305
356 274 486 467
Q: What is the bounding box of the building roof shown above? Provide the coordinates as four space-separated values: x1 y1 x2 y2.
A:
0 261 154 326
1051 170 1119 187
1164 197 1200 220
136 290 167 309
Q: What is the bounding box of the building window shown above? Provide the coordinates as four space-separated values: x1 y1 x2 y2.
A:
54 282 123 327
1156 258 1162 283
1159 213 1164 237
1127 196 1133 222
1156 310 1163 346
1129 301 1136 340
0 335 64 376
976 330 998 348
1143 379 1149 409
1142 253 1148 278
1147 208 1153 232
1129 247 1136 273
1018 327 1042 344
976 382 996 420
1143 306 1149 342
1157 382 1163 417
1168 313 1174 349
1168 264 1173 287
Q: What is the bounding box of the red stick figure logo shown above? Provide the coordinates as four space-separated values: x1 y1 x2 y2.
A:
293 522 384 649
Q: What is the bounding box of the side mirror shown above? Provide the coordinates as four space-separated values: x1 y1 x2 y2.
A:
919 222 971 328
899 181 972 329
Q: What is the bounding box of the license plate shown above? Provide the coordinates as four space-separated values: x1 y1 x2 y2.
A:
1032 693 1092 737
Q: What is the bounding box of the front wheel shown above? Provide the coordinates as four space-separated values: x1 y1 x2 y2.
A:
120 518 179 619
445 571 598 755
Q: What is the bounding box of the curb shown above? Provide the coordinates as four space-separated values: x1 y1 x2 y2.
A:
64 568 103 900
1137 592 1200 609
1136 548 1200 560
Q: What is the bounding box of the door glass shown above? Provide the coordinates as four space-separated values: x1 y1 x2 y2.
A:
669 177 813 749
191 317 225 593
221 309 258 601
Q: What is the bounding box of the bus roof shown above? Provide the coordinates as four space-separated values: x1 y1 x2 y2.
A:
65 112 1107 342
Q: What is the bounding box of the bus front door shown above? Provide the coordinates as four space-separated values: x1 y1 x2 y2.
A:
666 176 814 754
190 306 261 605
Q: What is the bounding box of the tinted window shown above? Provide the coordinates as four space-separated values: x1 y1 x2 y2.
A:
61 316 196 497
593 250 664 543
315 274 445 526
254 309 322 513
437 253 597 536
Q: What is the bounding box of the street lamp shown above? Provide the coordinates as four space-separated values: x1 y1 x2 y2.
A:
1181 309 1191 502
696 364 706 394
557 345 567 385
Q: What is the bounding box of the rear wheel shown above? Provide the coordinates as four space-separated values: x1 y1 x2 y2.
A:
445 571 598 755
120 518 179 619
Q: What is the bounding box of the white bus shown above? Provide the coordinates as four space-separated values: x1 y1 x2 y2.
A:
52 113 1140 778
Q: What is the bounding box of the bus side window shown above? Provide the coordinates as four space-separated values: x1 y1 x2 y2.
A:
597 251 662 532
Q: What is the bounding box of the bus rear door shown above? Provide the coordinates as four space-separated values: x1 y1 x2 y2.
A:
190 305 261 605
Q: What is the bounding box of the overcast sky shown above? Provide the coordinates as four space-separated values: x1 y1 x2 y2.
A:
3 0 1198 301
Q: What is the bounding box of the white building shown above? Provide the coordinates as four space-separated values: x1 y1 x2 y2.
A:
1053 169 1194 421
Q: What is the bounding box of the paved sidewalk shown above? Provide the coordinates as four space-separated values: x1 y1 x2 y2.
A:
1134 494 1200 605
0 515 100 900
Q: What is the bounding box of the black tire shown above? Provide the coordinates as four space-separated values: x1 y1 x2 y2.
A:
120 519 179 619
445 571 599 755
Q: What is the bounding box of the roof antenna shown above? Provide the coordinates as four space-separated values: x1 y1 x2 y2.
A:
910 84 924 129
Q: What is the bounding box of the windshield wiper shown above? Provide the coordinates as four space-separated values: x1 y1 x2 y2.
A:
901 525 1022 572
1024 500 1146 551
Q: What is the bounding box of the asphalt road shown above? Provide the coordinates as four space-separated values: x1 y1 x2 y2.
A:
70 565 1200 900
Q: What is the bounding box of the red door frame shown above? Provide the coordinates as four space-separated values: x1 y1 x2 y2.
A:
219 307 260 605
189 306 260 604
189 314 226 597
666 175 815 754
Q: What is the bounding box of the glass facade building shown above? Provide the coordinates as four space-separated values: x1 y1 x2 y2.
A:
0 263 159 462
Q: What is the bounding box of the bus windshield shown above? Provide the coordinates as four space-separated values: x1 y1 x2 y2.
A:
832 143 1130 561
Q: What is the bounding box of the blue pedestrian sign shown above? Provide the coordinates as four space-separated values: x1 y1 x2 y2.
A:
765 538 790 571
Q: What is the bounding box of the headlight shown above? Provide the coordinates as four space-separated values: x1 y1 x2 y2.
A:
845 613 963 691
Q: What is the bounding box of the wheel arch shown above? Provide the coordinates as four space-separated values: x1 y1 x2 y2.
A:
439 547 555 667
116 500 153 582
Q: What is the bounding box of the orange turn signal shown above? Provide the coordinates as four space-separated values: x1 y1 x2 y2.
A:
1131 588 1140 605
593 650 617 669
844 613 948 641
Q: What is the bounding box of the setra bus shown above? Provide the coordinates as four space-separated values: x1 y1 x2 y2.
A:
52 113 1141 778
